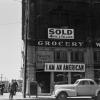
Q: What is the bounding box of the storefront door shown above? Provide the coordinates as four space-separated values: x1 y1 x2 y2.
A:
36 72 50 94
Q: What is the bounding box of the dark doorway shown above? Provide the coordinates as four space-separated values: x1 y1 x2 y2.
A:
36 72 50 93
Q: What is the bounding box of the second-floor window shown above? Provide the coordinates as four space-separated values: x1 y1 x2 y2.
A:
94 51 100 63
71 51 84 62
54 51 67 62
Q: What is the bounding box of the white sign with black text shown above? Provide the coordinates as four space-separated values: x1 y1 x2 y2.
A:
45 63 85 72
48 28 74 39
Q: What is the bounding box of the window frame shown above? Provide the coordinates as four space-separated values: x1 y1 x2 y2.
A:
54 50 67 62
71 51 84 63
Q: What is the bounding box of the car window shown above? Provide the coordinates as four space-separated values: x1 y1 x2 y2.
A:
90 81 95 85
74 80 79 84
79 81 84 85
79 81 89 85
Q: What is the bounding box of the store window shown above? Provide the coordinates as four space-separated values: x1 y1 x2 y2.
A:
71 51 84 63
54 51 67 62
71 72 85 84
54 72 68 84
94 69 100 84
94 51 100 63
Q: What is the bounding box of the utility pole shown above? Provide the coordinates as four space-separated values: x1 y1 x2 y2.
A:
23 0 29 98
23 19 27 98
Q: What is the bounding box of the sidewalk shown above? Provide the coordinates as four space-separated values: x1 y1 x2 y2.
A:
0 92 54 100
0 92 93 100
0 92 23 99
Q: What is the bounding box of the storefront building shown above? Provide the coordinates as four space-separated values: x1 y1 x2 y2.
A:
22 0 100 95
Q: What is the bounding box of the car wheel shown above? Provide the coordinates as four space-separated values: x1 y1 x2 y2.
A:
96 92 100 100
56 92 68 100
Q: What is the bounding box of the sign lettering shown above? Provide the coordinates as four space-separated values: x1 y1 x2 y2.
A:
45 63 85 72
37 41 84 47
48 28 74 39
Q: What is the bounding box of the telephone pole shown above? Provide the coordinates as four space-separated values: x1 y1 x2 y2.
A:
23 0 29 98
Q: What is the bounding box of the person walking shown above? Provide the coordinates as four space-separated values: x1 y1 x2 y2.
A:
1 82 5 95
13 80 18 95
9 80 15 100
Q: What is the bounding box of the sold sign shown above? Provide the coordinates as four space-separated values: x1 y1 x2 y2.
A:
48 28 74 39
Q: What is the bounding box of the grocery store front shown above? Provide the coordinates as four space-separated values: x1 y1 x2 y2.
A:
35 41 86 94
36 63 85 95
45 63 85 84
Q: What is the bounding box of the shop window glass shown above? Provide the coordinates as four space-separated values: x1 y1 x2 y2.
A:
71 51 84 62
94 70 100 84
54 72 64 83
71 72 85 84
94 51 100 63
54 51 67 62
54 72 68 84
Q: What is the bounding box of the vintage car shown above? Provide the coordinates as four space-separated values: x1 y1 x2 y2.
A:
52 79 100 100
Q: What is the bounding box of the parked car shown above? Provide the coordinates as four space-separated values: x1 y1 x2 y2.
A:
52 79 100 100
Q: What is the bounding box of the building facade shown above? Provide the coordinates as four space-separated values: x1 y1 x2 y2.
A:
22 0 100 95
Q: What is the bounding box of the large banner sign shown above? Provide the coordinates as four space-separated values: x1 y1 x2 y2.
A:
45 63 85 72
48 28 74 39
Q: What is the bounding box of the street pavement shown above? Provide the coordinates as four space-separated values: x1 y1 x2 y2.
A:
0 92 94 100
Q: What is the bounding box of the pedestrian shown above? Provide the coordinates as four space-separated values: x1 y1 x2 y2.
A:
9 80 15 100
13 80 18 95
1 82 5 95
0 84 2 95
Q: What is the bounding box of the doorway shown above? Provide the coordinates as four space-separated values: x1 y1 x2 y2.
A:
36 72 50 93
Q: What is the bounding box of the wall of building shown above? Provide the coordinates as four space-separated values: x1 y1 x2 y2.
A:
22 0 100 95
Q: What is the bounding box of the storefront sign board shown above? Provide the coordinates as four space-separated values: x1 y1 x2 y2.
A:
45 63 85 72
